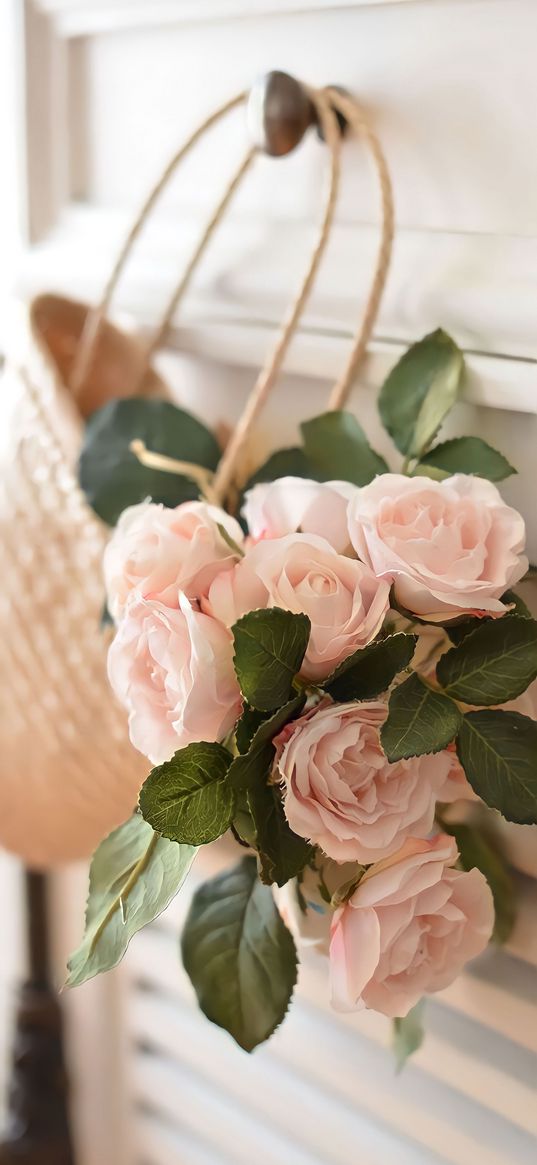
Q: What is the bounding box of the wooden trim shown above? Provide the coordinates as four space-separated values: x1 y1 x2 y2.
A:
33 0 477 38
16 204 537 414
21 1 70 242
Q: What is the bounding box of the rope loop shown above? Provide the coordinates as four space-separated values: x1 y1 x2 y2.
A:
70 77 394 506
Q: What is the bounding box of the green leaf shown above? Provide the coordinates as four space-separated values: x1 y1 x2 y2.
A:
235 705 267 755
437 616 537 706
502 589 533 619
324 634 417 701
410 463 451 482
232 791 258 848
381 673 462 761
446 591 532 646
79 398 220 525
243 447 317 490
139 743 234 845
442 822 516 944
456 710 537 824
378 329 464 458
230 698 308 874
393 1000 425 1072
100 599 114 629
248 782 314 887
66 815 196 987
418 437 516 482
232 608 311 711
300 411 388 485
446 616 491 646
181 856 298 1051
229 696 306 792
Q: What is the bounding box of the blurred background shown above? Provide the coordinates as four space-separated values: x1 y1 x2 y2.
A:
0 2 536 1164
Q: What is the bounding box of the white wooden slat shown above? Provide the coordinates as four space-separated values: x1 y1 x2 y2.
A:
265 996 537 1165
125 970 536 1165
296 964 537 1136
18 205 537 372
127 985 442 1165
131 1050 330 1165
137 1109 235 1165
125 926 537 1139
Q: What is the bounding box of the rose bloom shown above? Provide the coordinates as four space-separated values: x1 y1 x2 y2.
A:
276 700 453 863
348 473 527 621
330 834 494 1017
242 476 357 554
206 534 390 682
104 500 244 619
107 592 241 764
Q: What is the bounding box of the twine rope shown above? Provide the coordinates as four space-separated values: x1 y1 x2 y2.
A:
71 81 394 506
212 87 394 498
143 149 256 371
70 90 248 396
211 88 342 503
324 88 394 411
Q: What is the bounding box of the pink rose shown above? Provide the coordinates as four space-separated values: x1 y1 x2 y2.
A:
436 744 477 803
276 701 452 863
348 474 527 621
330 834 494 1017
206 534 390 682
107 593 241 764
104 500 244 619
243 476 357 553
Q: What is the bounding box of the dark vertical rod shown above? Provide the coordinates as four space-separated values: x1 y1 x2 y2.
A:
25 871 50 987
0 869 76 1165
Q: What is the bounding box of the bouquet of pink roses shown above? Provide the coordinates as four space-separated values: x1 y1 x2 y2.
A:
67 329 537 1064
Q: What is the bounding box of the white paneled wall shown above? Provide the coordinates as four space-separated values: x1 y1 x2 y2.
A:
120 843 537 1165
11 1 537 1162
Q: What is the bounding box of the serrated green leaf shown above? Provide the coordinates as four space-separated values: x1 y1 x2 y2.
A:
446 590 532 646
381 673 462 761
456 710 537 824
232 790 258 848
79 398 220 525
393 1000 425 1072
301 411 388 485
378 330 464 458
437 616 537 705
232 608 311 711
502 589 533 619
248 782 314 887
446 616 491 646
181 856 298 1051
235 705 267 754
324 634 417 701
230 698 308 875
418 436 516 482
229 696 306 792
442 822 516 944
66 815 196 987
139 742 234 845
243 447 317 490
411 463 450 481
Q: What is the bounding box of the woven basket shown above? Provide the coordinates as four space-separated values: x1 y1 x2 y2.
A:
0 82 393 870
0 294 161 869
